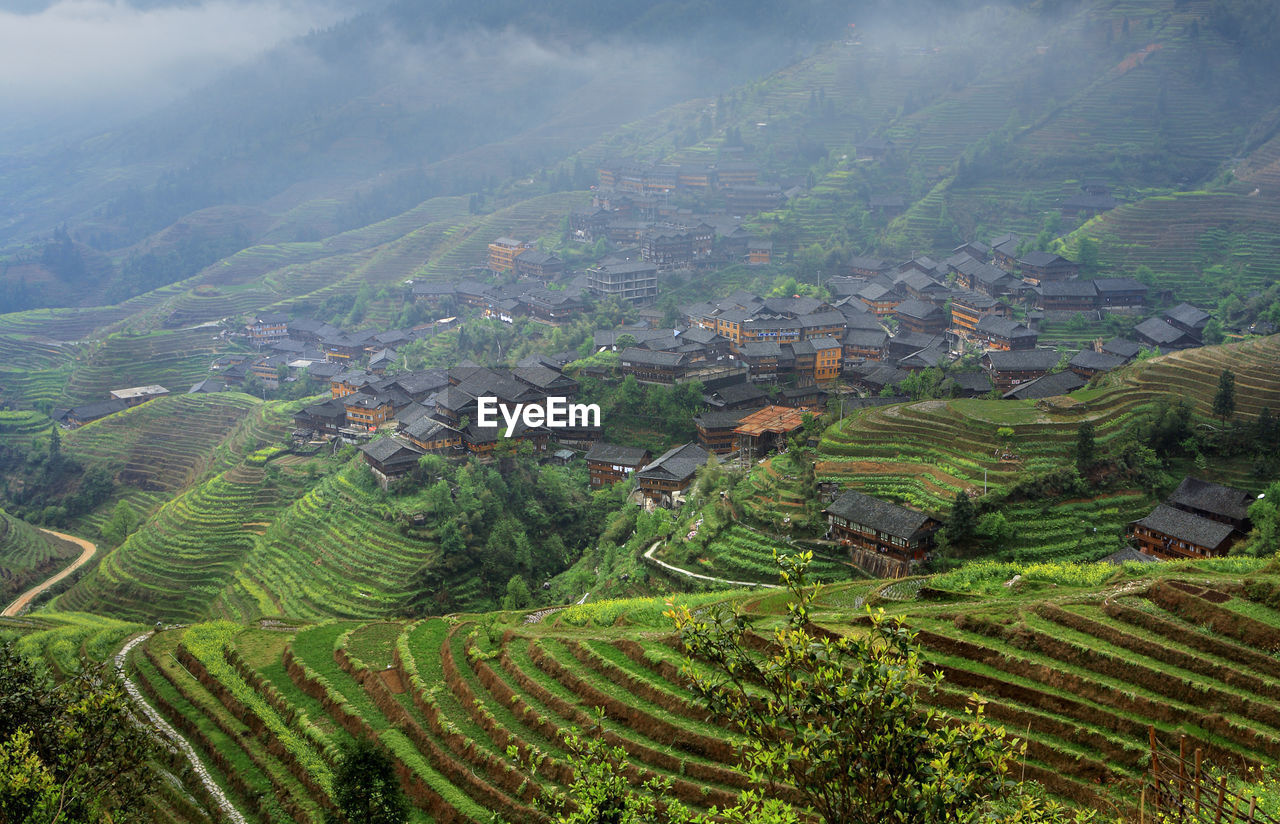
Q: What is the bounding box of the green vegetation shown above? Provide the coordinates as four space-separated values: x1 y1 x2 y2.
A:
3 556 1264 823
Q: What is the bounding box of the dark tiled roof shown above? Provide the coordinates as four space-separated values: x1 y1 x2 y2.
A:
739 341 783 358
1101 337 1141 359
1092 277 1147 293
825 490 935 540
694 408 759 429
1134 317 1188 346
843 329 888 348
1166 477 1254 523
1002 370 1085 399
585 442 651 466
638 443 710 483
1165 303 1210 329
1018 251 1069 267
984 349 1060 373
620 347 687 368
1041 281 1098 298
894 299 942 321
1068 350 1127 372
360 437 424 465
975 315 1034 339
708 382 768 405
1131 504 1237 550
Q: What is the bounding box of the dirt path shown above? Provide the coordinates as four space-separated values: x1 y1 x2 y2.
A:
2 529 97 617
642 540 780 590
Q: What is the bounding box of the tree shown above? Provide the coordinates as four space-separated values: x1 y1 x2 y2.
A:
528 725 797 824
949 490 976 545
1075 421 1096 475
326 737 409 824
1242 481 1280 556
668 554 1022 824
0 643 157 824
503 575 532 610
100 500 140 547
1213 369 1236 424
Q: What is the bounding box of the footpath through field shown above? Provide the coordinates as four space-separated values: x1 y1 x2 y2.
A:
115 633 248 824
643 540 781 589
2 529 97 617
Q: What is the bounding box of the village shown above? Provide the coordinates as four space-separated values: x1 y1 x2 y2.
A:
45 158 1264 577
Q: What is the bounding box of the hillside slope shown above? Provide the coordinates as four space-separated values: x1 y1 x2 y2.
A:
74 555 1276 823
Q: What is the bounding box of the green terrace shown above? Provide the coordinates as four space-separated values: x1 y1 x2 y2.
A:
10 555 1264 823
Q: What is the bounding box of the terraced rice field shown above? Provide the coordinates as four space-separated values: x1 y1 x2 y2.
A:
106 558 1280 822
208 463 445 622
734 335 1280 565
57 327 229 407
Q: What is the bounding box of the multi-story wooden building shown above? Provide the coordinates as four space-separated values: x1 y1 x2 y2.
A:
619 347 689 384
1039 281 1098 312
842 328 888 363
636 443 710 508
982 349 1060 391
972 316 1038 351
812 337 843 382
1127 505 1240 560
694 408 756 454
585 442 652 488
247 312 290 347
949 290 1004 333
512 250 564 280
359 437 425 490
488 237 529 272
344 393 394 430
1017 252 1080 284
893 300 946 335
824 490 941 563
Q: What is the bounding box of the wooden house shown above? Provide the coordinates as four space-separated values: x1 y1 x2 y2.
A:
824 490 941 563
359 437 424 490
585 442 652 488
636 443 710 508
982 349 1060 391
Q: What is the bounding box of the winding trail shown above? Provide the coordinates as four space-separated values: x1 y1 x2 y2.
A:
115 633 248 824
642 540 780 590
2 529 97 617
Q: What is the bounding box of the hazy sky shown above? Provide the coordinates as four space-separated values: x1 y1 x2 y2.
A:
0 0 346 119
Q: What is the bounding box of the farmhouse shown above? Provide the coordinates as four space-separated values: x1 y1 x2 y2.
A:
824 489 941 563
402 418 463 455
585 442 652 488
894 299 946 335
982 349 1060 391
1068 349 1129 378
1002 370 1085 400
1017 251 1079 284
694 408 759 454
1134 317 1197 351
1126 477 1254 559
636 443 711 508
1165 477 1254 530
972 316 1037 351
1127 505 1239 560
359 437 425 490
